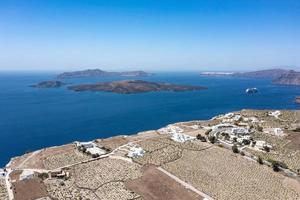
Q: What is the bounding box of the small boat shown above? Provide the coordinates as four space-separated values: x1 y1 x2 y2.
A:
245 88 258 94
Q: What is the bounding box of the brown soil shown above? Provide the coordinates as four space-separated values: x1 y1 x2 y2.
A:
12 178 48 200
283 177 300 195
125 165 204 200
11 144 76 169
96 136 130 150
285 132 300 150
9 170 22 182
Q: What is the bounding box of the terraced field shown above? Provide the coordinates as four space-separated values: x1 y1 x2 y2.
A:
163 146 300 200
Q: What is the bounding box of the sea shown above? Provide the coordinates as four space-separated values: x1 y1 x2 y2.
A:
0 72 299 167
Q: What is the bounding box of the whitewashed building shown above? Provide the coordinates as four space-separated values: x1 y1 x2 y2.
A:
20 170 35 180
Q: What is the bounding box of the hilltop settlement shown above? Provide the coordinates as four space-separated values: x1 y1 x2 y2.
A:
1 109 300 200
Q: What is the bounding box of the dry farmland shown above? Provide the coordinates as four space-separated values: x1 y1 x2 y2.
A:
163 146 300 200
73 158 142 190
0 179 8 200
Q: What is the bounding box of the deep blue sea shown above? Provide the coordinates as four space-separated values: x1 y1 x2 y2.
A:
0 72 299 166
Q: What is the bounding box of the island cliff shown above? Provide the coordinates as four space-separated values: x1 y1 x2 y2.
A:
68 80 206 94
232 68 291 79
57 69 152 79
272 71 300 86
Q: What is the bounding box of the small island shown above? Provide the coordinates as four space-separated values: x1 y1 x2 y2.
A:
57 69 152 79
68 80 206 94
31 80 65 88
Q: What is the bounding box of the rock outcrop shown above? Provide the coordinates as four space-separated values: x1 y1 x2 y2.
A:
272 71 300 86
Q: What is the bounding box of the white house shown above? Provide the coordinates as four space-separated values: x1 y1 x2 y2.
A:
171 132 195 143
127 147 145 158
75 141 107 156
255 140 272 150
20 170 35 180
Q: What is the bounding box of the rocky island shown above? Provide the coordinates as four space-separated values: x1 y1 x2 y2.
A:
31 80 65 88
68 80 206 94
272 70 300 86
57 69 152 79
232 68 291 79
2 109 300 200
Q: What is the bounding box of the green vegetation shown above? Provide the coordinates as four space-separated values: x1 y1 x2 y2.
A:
196 134 207 142
232 145 239 153
208 136 216 144
257 156 263 165
267 159 288 169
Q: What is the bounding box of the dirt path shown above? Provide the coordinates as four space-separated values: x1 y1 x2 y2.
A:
157 167 213 200
16 150 41 169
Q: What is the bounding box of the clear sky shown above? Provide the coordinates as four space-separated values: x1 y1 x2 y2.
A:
0 0 299 71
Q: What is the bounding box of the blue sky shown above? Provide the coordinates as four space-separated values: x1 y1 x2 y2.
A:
0 0 299 71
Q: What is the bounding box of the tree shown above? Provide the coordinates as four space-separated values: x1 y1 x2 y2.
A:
208 136 216 144
232 145 239 153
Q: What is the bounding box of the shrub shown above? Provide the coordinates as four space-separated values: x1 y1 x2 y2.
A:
263 146 271 152
267 159 287 169
240 151 245 156
224 133 230 140
205 129 212 135
257 126 263 132
232 145 239 153
242 139 251 145
196 134 207 142
38 172 49 180
257 156 263 165
92 153 100 158
272 163 280 172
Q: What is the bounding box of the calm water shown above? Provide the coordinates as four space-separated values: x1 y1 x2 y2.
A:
0 72 299 166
